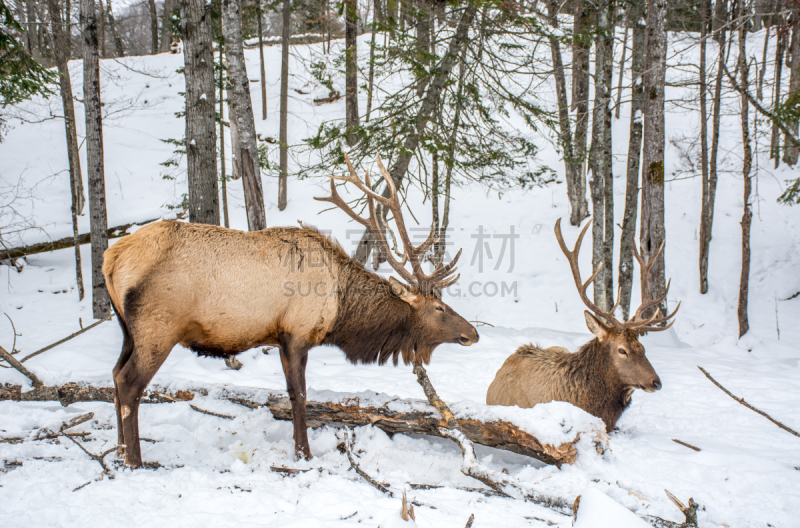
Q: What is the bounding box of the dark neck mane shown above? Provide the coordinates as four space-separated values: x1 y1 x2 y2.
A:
569 339 631 430
323 264 421 366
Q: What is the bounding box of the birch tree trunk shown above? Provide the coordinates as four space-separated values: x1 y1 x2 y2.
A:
366 0 380 121
590 0 614 311
355 3 476 264
49 0 85 301
618 0 646 320
570 0 592 226
81 0 111 318
148 0 158 54
179 0 220 226
546 0 584 228
219 43 230 228
345 0 360 146
639 0 668 317
279 0 290 211
738 6 752 337
222 0 266 230
160 0 173 53
783 18 800 166
614 13 629 120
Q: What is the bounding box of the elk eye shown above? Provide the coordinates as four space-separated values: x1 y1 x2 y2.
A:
436 306 444 312
618 348 628 356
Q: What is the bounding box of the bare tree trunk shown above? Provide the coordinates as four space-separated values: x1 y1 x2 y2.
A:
345 0 359 146
704 10 727 294
590 0 614 311
416 0 431 99
49 0 85 301
355 3 476 264
758 27 770 101
222 0 266 230
738 5 752 338
106 1 124 57
771 29 785 165
699 0 711 294
325 0 331 54
219 43 229 228
160 0 173 52
258 0 267 120
614 16 629 120
618 0 645 320
570 0 591 226
279 0 290 211
179 0 220 225
366 0 378 121
25 0 35 55
640 0 667 317
784 18 800 166
547 0 583 228
148 0 158 54
81 0 111 318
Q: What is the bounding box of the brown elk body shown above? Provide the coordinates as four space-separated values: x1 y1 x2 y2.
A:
486 220 678 431
104 156 477 468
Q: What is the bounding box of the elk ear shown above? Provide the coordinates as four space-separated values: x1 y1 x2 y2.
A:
584 311 612 340
389 277 420 305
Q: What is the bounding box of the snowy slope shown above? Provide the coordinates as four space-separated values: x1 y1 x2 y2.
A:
1 29 800 528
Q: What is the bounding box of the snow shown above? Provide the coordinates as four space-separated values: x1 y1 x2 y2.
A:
1 26 800 528
573 488 651 528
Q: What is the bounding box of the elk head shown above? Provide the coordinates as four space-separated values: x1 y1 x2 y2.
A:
315 154 479 363
555 219 680 393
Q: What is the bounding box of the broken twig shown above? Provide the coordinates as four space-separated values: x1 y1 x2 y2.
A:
0 345 43 387
20 315 113 363
671 439 701 452
190 404 235 420
698 366 800 438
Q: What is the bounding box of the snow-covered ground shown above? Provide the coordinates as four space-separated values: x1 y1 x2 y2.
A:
1 29 800 528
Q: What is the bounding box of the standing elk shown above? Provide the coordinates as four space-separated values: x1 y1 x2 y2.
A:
486 219 679 431
103 154 478 468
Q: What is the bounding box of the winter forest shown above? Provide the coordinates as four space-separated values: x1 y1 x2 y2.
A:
1 0 799 526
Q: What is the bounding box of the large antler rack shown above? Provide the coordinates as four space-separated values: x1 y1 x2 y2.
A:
554 219 680 333
315 153 461 294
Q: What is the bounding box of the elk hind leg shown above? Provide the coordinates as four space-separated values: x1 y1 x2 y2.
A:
114 335 173 468
278 335 312 460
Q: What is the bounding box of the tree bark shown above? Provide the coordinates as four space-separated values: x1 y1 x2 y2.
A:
345 0 360 146
698 0 711 294
570 0 592 226
546 0 583 228
180 0 221 226
48 0 85 301
639 0 668 317
222 0 266 230
218 44 230 228
618 0 646 320
160 0 173 53
279 0 290 211
590 0 614 311
354 3 476 264
784 18 800 165
106 1 124 57
771 29 785 165
148 0 158 54
81 0 111 318
257 0 267 120
366 0 379 121
98 0 105 57
614 15 629 120
738 5 752 338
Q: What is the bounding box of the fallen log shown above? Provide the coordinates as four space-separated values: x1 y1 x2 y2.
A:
0 383 579 466
313 91 341 105
0 218 160 261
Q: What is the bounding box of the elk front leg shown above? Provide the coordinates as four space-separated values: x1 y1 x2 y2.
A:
278 336 312 460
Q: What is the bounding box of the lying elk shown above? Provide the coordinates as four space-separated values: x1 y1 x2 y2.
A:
103 154 478 468
486 219 679 431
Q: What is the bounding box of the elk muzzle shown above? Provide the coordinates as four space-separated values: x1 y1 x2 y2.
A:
458 328 479 346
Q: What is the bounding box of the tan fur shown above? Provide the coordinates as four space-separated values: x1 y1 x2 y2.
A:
486 313 661 431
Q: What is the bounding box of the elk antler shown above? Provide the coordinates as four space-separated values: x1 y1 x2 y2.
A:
554 218 624 330
315 153 461 294
554 219 680 333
